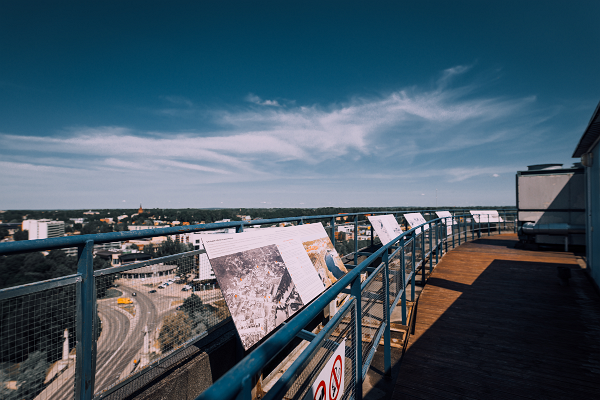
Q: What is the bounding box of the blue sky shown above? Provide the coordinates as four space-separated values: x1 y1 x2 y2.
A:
1 1 598 209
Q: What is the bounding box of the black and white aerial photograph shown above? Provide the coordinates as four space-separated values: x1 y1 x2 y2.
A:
209 244 304 349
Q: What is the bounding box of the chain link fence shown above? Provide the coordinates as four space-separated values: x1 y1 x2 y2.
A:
93 251 230 397
0 283 78 400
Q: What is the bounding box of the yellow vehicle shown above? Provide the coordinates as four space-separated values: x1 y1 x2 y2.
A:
117 297 133 304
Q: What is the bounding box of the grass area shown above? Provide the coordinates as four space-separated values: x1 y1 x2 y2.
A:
103 288 123 299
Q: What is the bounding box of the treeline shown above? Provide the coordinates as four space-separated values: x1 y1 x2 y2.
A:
0 250 110 290
157 294 229 353
1 205 515 226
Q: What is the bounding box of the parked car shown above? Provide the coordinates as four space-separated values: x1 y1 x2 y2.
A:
131 292 136 296
149 289 157 293
158 285 165 289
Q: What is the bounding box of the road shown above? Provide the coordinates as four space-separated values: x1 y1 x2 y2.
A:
93 285 159 395
40 280 222 399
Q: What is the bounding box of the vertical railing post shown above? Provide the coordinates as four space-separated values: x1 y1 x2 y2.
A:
439 222 443 256
411 235 416 301
370 221 374 247
299 217 304 225
472 217 475 240
434 222 439 264
383 250 391 377
458 217 461 246
464 217 468 243
400 236 407 325
421 230 426 284
354 215 358 267
351 276 363 400
488 214 491 236
75 240 95 400
452 216 456 248
330 217 336 248
236 223 244 233
429 223 433 273
442 220 448 253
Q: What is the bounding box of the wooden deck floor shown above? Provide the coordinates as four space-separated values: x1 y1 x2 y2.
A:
391 234 600 400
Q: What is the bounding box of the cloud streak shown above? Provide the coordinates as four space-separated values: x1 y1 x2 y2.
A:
0 66 558 208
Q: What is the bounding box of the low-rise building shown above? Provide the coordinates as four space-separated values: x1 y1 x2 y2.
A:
22 219 65 240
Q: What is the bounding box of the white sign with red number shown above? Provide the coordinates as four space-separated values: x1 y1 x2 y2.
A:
303 339 346 400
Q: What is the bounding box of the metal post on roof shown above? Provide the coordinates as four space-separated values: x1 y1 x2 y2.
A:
411 236 416 301
354 215 358 267
401 236 407 325
75 240 95 400
383 250 392 377
429 223 433 273
351 275 363 400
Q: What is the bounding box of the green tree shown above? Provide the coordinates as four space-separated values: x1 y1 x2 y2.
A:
14 351 49 399
158 311 192 353
181 294 211 335
13 229 28 241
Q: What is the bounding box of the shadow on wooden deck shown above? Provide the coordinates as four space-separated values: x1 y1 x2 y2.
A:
390 234 600 400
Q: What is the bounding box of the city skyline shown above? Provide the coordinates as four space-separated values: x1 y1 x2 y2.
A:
1 2 598 209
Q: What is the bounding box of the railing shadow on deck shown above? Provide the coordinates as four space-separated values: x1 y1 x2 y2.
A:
391 235 600 400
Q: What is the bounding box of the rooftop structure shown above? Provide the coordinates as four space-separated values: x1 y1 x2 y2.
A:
21 219 65 240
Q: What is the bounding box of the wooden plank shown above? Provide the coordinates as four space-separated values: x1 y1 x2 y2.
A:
391 234 600 400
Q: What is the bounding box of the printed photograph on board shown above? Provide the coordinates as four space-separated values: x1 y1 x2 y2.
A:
209 244 304 349
302 237 348 288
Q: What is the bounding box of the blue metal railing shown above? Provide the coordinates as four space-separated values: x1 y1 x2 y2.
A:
0 208 517 400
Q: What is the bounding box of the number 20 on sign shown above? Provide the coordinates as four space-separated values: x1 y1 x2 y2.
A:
303 339 345 400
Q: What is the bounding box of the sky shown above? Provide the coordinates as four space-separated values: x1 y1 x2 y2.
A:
1 1 599 210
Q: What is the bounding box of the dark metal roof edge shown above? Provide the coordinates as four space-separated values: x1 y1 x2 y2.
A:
573 100 600 157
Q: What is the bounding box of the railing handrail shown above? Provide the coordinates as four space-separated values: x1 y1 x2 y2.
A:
0 208 516 255
0 208 517 400
197 216 448 400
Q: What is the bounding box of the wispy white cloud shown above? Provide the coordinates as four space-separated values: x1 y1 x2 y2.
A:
245 93 281 107
1 66 560 208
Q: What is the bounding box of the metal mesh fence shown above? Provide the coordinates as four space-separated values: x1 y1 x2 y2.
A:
387 249 402 305
360 266 385 368
93 252 230 397
282 299 356 400
0 285 77 400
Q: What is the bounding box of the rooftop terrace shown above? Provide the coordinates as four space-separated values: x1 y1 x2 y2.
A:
391 234 600 400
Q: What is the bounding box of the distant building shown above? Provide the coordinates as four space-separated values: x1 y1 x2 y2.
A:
138 204 144 214
197 253 214 280
69 218 86 224
22 219 65 240
128 225 169 231
83 210 99 215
